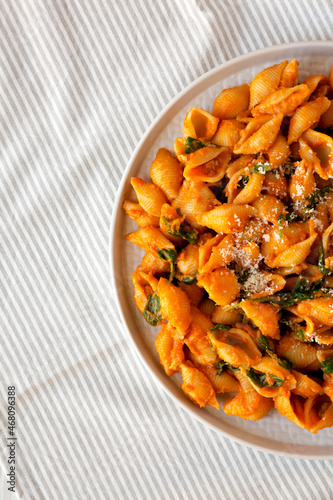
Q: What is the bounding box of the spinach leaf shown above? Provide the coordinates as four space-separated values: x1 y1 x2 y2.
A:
143 294 162 326
258 334 294 370
184 137 219 154
216 360 227 376
318 241 332 276
253 276 333 308
182 275 197 285
250 162 272 174
162 217 199 244
320 356 333 375
157 248 177 282
184 137 206 154
210 324 231 332
247 368 284 388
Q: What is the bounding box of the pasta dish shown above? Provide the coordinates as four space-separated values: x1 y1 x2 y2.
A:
123 59 333 433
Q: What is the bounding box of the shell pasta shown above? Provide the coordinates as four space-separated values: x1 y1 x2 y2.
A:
124 59 333 433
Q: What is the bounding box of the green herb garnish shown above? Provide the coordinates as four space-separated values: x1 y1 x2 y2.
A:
253 276 333 308
157 248 177 282
318 241 332 276
301 185 333 216
210 324 231 332
321 356 333 375
247 368 284 388
143 294 161 326
216 360 227 376
277 212 298 237
250 162 272 174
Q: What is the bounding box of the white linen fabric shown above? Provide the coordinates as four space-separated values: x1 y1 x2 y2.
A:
1 1 333 499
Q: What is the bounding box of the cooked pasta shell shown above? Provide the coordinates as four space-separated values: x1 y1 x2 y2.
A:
178 282 205 308
183 107 219 140
234 241 260 268
196 204 257 233
199 234 234 274
289 160 316 206
226 154 255 179
184 307 218 366
323 374 333 402
213 83 250 119
302 74 328 97
155 323 184 375
261 220 310 262
251 84 311 117
247 356 296 397
240 300 280 339
180 361 220 410
224 387 273 420
252 194 285 225
323 222 333 259
197 268 239 306
131 269 154 313
198 298 216 317
159 203 187 245
211 120 245 148
125 227 175 254
212 307 243 325
157 277 191 338
176 243 199 276
279 58 299 88
304 394 333 434
137 251 170 274
242 270 286 299
198 233 224 271
150 148 183 201
233 172 265 205
299 128 333 180
288 96 331 144
123 200 160 228
233 113 283 154
131 177 168 217
237 217 271 244
268 220 317 268
314 328 333 345
276 334 319 371
173 137 186 161
262 170 288 199
293 298 333 327
274 392 306 429
172 180 220 228
319 100 333 128
266 132 290 167
292 370 323 399
183 147 231 182
186 350 241 393
249 60 288 109
208 327 261 368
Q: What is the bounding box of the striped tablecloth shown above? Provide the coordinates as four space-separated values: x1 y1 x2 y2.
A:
1 1 333 499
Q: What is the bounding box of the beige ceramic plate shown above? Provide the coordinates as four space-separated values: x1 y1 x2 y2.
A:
110 42 333 459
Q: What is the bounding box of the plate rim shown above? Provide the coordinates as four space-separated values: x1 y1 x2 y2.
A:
109 41 333 460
